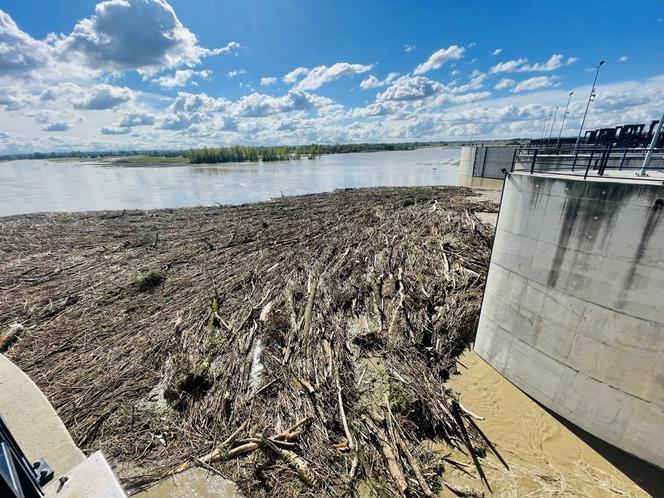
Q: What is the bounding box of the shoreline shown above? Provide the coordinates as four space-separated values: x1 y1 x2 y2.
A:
0 182 491 221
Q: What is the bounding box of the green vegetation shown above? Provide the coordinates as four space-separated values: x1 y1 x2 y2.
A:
130 267 166 291
112 155 187 165
184 145 293 164
124 232 159 248
182 143 419 164
387 377 411 414
0 139 528 163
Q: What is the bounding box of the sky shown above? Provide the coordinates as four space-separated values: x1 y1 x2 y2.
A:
0 0 663 154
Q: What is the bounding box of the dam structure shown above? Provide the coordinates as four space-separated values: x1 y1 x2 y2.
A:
473 136 664 469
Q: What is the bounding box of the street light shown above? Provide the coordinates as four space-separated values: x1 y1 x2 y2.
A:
541 111 552 142
575 60 605 148
556 91 574 147
547 106 559 145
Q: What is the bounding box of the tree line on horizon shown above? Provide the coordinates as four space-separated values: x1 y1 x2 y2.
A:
0 140 525 162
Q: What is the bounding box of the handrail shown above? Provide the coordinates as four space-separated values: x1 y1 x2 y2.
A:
511 145 664 184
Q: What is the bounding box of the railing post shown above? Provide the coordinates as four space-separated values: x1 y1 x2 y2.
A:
530 149 538 174
618 149 628 171
571 149 579 171
511 148 518 172
584 150 595 179
599 143 612 176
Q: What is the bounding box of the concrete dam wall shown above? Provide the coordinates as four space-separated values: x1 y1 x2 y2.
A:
475 172 664 469
459 145 517 180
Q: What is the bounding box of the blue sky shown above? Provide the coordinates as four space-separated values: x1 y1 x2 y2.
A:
0 0 662 153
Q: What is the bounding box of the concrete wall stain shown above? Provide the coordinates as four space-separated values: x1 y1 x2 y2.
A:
619 198 664 305
547 180 629 289
547 195 581 288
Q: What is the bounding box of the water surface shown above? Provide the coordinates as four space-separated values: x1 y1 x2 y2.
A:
0 147 460 216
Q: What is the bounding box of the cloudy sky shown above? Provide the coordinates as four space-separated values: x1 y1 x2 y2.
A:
0 0 663 154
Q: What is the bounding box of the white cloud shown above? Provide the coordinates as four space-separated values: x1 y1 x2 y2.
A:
512 75 559 93
359 76 380 89
219 116 238 131
170 92 229 113
159 112 204 130
152 69 211 88
490 54 574 73
377 75 445 102
56 0 237 75
346 103 394 118
228 69 247 78
39 89 57 102
359 72 399 89
100 126 131 135
495 78 515 90
260 76 277 86
73 84 133 110
404 44 416 53
448 70 486 93
618 55 628 63
523 54 565 71
216 41 241 55
0 10 52 77
120 113 155 127
0 88 29 111
283 67 309 84
42 121 70 132
491 48 503 56
292 62 373 91
34 83 83 104
1 3 663 154
235 90 334 117
490 58 526 73
413 45 465 75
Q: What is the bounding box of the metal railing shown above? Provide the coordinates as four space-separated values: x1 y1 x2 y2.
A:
510 144 664 183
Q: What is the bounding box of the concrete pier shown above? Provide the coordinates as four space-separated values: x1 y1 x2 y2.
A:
459 145 516 180
475 171 664 469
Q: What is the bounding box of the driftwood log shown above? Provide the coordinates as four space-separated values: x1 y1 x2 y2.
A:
0 186 501 497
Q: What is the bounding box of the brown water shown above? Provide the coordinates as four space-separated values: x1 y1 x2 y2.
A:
443 351 660 497
0 148 461 216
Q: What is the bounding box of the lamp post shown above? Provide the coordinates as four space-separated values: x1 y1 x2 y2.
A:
556 91 574 147
547 106 559 145
541 111 551 142
575 60 605 148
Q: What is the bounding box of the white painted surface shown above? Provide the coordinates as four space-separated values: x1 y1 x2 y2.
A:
44 451 125 497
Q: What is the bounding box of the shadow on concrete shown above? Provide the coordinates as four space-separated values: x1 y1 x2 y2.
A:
535 399 664 497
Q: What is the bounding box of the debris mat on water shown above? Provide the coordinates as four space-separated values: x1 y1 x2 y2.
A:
0 186 501 497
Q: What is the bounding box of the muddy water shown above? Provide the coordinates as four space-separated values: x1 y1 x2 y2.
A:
0 148 461 216
140 468 239 498
443 351 659 497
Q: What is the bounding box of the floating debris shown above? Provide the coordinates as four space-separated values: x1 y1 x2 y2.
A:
0 186 500 497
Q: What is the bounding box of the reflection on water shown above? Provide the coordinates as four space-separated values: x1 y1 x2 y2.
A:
0 148 460 216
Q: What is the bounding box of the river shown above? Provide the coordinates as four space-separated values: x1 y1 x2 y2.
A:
0 147 460 216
